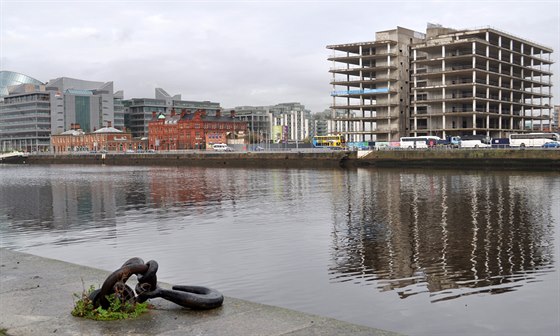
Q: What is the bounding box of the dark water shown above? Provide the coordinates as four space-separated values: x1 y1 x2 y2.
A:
0 164 558 335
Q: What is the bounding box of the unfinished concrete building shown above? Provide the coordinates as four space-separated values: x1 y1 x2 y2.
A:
327 27 425 142
327 25 554 142
411 25 553 139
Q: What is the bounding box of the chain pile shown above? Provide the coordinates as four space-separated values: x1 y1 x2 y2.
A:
89 257 223 310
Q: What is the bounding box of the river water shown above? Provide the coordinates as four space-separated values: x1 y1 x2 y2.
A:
0 164 558 335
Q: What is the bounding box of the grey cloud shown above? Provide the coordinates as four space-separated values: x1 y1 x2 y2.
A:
3 1 558 112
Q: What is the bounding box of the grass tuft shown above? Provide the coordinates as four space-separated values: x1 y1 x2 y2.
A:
71 285 149 321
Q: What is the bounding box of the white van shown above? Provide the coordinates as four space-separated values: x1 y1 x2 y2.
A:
212 144 233 152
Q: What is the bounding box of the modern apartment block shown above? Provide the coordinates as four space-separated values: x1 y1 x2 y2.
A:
327 25 554 142
309 110 331 137
231 103 312 143
269 103 311 143
124 88 220 138
233 106 273 143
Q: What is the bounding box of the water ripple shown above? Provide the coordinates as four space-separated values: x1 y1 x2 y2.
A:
0 166 558 336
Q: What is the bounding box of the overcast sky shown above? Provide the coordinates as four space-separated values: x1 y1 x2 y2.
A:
1 0 558 112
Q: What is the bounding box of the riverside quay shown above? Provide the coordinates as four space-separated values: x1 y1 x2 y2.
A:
15 148 560 170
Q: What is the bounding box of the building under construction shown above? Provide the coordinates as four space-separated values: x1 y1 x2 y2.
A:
327 24 554 142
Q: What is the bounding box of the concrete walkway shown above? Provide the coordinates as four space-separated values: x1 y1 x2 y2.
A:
0 249 401 336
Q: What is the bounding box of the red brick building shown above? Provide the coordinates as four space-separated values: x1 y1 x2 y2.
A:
51 122 147 153
148 109 247 150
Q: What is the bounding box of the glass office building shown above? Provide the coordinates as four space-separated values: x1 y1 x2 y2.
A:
0 71 43 98
0 71 50 152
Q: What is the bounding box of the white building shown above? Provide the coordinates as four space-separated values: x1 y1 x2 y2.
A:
232 103 312 143
269 103 311 142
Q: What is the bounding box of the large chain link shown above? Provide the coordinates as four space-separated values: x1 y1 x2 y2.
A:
90 257 223 310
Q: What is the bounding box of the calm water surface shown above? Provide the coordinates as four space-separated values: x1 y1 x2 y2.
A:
1 164 559 335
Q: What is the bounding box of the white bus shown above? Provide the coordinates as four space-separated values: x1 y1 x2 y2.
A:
399 136 440 149
459 134 492 148
509 133 560 148
212 143 234 151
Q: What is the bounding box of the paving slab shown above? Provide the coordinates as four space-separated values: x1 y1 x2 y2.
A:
0 248 402 336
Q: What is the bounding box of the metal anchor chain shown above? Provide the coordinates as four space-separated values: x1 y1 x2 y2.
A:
90 257 223 310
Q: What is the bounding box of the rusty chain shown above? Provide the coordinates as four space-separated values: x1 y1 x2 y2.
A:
89 257 223 310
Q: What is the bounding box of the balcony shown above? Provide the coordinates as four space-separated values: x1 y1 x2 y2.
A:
330 88 392 97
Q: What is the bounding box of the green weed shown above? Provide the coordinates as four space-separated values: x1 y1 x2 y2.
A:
71 285 149 321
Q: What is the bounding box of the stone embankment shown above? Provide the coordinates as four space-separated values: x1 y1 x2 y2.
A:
21 149 560 169
353 148 560 169
26 151 350 168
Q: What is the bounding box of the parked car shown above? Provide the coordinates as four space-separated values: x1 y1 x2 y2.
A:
542 141 560 148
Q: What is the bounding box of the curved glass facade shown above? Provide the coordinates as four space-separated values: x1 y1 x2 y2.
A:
0 71 43 97
0 71 48 152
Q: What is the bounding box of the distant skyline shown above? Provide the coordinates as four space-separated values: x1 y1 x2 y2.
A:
1 0 558 112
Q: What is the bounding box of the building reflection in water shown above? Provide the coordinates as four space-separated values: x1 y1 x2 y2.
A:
0 165 312 237
0 167 124 247
1 165 556 307
329 169 556 302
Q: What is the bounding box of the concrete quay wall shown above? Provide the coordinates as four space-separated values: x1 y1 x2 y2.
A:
22 149 560 170
26 151 350 168
354 148 560 169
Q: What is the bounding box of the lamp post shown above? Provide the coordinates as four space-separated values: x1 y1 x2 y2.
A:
246 122 251 145
251 114 254 144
